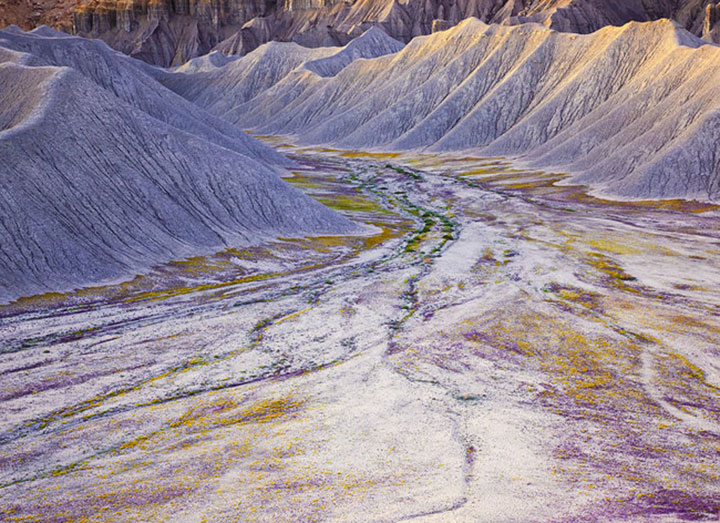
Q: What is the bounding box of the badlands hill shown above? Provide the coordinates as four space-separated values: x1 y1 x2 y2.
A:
5 0 720 65
157 27 404 116
165 19 720 202
0 26 355 303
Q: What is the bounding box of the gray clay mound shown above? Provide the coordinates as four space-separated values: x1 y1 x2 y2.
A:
0 28 357 303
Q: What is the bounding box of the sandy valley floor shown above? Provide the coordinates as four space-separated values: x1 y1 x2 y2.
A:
1 146 719 522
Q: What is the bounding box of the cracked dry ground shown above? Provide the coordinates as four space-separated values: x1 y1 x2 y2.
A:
1 146 720 522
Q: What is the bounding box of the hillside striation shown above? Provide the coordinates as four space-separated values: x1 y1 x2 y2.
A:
7 0 720 65
168 20 720 201
0 27 356 303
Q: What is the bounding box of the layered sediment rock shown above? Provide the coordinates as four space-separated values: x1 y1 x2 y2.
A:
66 0 720 66
203 0 536 58
6 0 720 65
0 0 75 32
70 0 275 65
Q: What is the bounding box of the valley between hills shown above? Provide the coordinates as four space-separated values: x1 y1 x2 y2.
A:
1 145 719 521
2 13 720 522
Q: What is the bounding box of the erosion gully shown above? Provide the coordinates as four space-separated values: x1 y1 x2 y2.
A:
1 144 719 522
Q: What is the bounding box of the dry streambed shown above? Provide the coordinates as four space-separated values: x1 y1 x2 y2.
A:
1 147 719 522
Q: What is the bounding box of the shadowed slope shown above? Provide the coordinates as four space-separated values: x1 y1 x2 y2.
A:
0 27 290 166
0 28 356 303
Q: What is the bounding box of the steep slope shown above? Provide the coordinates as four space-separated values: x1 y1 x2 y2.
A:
516 0 720 39
302 27 404 77
158 39 339 114
69 0 274 66
7 0 720 66
0 26 288 167
184 19 720 201
158 27 403 118
0 28 356 303
0 0 74 33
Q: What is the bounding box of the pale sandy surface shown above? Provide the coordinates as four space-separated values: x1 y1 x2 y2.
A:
1 148 719 522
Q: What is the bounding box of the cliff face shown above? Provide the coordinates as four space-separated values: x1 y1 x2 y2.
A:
5 0 720 66
69 0 522 65
72 0 274 34
213 0 720 61
0 0 75 32
71 0 276 65
518 0 720 36
212 0 521 56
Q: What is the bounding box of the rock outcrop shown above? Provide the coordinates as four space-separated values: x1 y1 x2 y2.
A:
69 0 275 65
0 27 356 303
702 2 720 40
167 19 720 201
0 0 75 33
6 0 720 66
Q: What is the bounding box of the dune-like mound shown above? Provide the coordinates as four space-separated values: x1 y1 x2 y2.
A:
0 26 289 166
0 28 356 303
170 19 720 201
174 50 239 73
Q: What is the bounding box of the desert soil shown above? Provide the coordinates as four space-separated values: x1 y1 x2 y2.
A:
1 145 719 522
